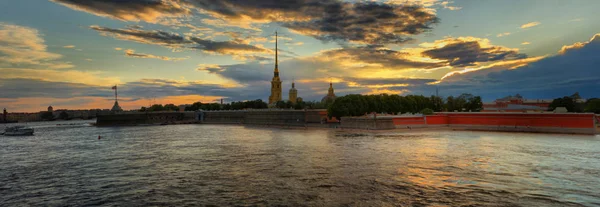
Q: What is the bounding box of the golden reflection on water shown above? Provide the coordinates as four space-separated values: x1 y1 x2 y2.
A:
2 122 600 206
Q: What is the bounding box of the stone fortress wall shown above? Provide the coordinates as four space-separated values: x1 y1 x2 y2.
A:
96 110 597 134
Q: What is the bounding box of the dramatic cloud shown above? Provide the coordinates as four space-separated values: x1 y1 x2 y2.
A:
0 68 120 86
520 21 540 29
124 49 189 61
345 77 436 86
281 2 439 45
63 45 76 48
90 25 189 48
90 25 271 57
558 34 598 54
0 22 73 69
58 0 439 45
437 33 600 100
198 36 533 91
0 78 109 99
51 0 189 23
189 37 269 55
320 45 444 69
388 0 462 12
521 42 531 45
421 37 527 67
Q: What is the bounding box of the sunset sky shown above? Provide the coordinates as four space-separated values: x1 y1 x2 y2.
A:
1 0 599 112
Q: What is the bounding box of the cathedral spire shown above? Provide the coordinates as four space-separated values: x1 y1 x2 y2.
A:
268 30 282 105
274 31 278 75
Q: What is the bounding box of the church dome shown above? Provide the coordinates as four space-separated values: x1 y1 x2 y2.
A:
321 82 336 103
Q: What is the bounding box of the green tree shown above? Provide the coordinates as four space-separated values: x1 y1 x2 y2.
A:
148 104 165 112
41 112 54 120
584 98 600 114
294 101 306 110
446 96 456 112
59 111 69 120
549 96 577 112
185 102 201 111
285 101 293 109
430 95 444 112
466 95 483 112
420 108 434 115
275 100 286 108
164 104 179 111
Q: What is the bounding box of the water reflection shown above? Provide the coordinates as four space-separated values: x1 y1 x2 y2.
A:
1 121 599 206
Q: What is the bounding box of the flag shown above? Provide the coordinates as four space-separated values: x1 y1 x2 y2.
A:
111 85 117 90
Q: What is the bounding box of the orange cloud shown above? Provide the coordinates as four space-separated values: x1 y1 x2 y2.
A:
559 33 599 54
0 68 120 86
51 0 190 24
520 21 540 29
124 49 189 61
0 23 73 69
496 32 511 37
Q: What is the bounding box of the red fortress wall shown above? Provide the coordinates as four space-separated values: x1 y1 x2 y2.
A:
391 113 597 134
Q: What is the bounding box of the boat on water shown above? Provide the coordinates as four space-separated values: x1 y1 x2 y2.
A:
1 126 34 136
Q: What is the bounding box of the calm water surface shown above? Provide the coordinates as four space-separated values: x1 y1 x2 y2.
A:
1 120 600 206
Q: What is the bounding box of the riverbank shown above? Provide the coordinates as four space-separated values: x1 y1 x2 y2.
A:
95 111 598 135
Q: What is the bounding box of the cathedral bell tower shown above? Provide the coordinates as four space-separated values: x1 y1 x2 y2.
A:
268 31 282 105
289 81 298 104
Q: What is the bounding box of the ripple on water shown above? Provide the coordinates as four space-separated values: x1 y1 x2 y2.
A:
1 121 599 206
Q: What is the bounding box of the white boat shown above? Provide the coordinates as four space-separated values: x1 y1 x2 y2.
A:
2 126 34 136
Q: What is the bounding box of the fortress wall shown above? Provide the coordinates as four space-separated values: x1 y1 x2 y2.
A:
97 113 147 126
244 110 306 126
202 111 245 124
425 115 449 125
202 110 308 126
340 117 395 130
392 116 426 126
305 110 327 123
444 113 596 134
97 112 192 126
386 113 596 134
444 113 595 128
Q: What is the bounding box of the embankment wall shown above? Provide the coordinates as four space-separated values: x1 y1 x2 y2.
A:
388 113 597 134
201 110 319 127
341 117 395 130
97 112 196 126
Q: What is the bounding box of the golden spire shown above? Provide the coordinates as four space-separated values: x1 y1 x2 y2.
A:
274 31 279 75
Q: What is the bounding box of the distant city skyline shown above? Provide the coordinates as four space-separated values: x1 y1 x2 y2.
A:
1 0 599 112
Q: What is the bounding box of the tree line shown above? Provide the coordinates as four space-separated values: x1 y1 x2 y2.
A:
549 92 600 113
136 92 599 116
138 99 332 112
327 93 483 119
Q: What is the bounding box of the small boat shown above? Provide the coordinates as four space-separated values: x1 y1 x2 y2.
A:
2 126 34 136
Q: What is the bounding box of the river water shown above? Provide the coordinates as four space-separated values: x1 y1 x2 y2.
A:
1 120 599 206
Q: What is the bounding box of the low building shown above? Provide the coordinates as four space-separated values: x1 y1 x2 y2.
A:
483 94 552 112
6 112 42 122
